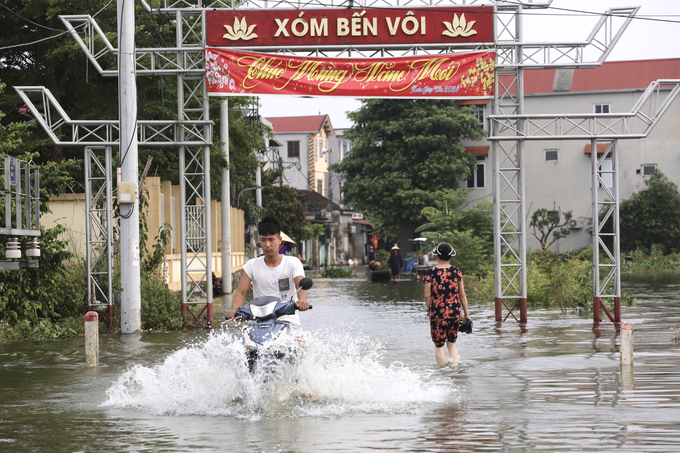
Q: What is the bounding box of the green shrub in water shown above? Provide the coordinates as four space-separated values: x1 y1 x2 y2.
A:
375 250 389 263
467 246 635 312
140 270 183 331
622 247 680 273
320 267 358 278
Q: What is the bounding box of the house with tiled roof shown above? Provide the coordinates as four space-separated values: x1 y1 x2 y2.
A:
264 115 372 265
265 114 335 197
461 57 680 252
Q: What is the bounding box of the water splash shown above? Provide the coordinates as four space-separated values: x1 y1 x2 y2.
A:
103 328 452 418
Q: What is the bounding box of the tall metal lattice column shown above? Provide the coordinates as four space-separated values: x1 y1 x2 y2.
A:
492 5 527 323
84 146 114 327
178 10 213 328
591 140 621 323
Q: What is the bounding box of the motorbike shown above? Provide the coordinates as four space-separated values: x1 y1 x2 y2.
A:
231 277 313 374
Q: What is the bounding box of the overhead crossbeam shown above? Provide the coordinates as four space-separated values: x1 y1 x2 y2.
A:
14 86 212 147
496 7 639 68
66 3 634 69
60 15 205 76
488 80 680 140
141 0 554 13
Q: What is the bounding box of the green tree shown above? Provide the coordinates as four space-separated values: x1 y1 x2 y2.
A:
0 0 265 205
620 170 680 254
529 206 573 249
415 188 493 277
331 99 485 236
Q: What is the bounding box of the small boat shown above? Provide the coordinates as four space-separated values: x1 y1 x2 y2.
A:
414 264 433 281
369 269 391 281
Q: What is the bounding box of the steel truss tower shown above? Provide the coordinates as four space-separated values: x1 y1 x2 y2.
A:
17 0 679 327
84 146 114 327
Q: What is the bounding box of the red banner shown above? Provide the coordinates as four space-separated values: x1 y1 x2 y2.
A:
206 8 494 48
206 49 495 99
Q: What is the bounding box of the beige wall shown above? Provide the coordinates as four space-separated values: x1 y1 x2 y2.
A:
43 176 246 290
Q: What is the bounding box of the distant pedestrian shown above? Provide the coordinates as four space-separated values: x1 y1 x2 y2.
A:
423 242 471 366
368 245 376 263
337 251 345 265
388 245 404 280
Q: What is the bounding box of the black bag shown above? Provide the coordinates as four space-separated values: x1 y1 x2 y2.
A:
460 318 473 334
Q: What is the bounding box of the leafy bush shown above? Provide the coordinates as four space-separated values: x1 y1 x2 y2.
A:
0 317 82 343
468 247 635 312
620 170 680 254
141 270 183 331
0 225 83 323
622 249 680 273
416 188 493 277
320 267 358 278
375 249 389 263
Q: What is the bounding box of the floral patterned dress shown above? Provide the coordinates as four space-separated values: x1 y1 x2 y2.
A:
423 266 463 347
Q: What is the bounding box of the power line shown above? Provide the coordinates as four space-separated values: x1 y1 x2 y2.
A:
0 4 63 31
0 0 115 51
3 2 680 53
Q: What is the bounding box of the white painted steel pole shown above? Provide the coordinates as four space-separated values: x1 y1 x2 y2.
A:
221 101 232 293
117 0 141 333
517 6 528 323
255 164 262 207
592 139 601 323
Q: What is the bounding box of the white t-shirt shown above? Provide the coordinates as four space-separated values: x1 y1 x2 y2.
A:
243 255 306 325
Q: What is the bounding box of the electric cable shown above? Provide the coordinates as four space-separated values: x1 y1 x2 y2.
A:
3 3 680 53
0 4 63 31
0 0 115 51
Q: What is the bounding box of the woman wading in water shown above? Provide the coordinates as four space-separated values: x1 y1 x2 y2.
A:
423 242 471 366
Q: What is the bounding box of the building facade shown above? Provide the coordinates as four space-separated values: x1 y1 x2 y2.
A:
460 58 680 252
265 114 335 197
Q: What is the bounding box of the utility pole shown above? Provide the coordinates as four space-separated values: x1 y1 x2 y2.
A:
117 0 141 333
220 100 232 294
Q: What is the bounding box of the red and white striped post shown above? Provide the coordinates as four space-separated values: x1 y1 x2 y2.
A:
85 311 99 367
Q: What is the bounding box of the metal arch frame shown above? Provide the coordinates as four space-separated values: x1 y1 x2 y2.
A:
84 146 115 327
488 80 680 140
13 86 212 147
33 0 658 327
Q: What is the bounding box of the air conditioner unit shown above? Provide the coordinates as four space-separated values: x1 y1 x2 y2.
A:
349 225 356 234
569 219 584 229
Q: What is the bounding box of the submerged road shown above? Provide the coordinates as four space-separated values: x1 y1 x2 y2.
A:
1 271 679 451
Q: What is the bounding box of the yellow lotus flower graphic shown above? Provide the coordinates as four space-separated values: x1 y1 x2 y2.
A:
442 13 477 38
223 17 258 41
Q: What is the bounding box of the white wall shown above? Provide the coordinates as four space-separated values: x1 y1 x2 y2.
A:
463 89 680 252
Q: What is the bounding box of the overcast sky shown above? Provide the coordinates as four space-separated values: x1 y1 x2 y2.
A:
258 0 680 129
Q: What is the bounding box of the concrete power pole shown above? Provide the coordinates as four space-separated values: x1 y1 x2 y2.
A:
220 101 232 294
117 0 141 333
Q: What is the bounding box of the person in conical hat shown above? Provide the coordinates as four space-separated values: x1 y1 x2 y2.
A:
388 244 404 281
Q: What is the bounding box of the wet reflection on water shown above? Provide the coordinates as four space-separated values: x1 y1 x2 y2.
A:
0 271 679 451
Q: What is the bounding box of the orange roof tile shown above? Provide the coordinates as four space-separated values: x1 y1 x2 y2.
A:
500 58 680 95
266 115 327 134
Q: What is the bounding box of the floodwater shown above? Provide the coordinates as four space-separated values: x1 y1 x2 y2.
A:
1 271 679 452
